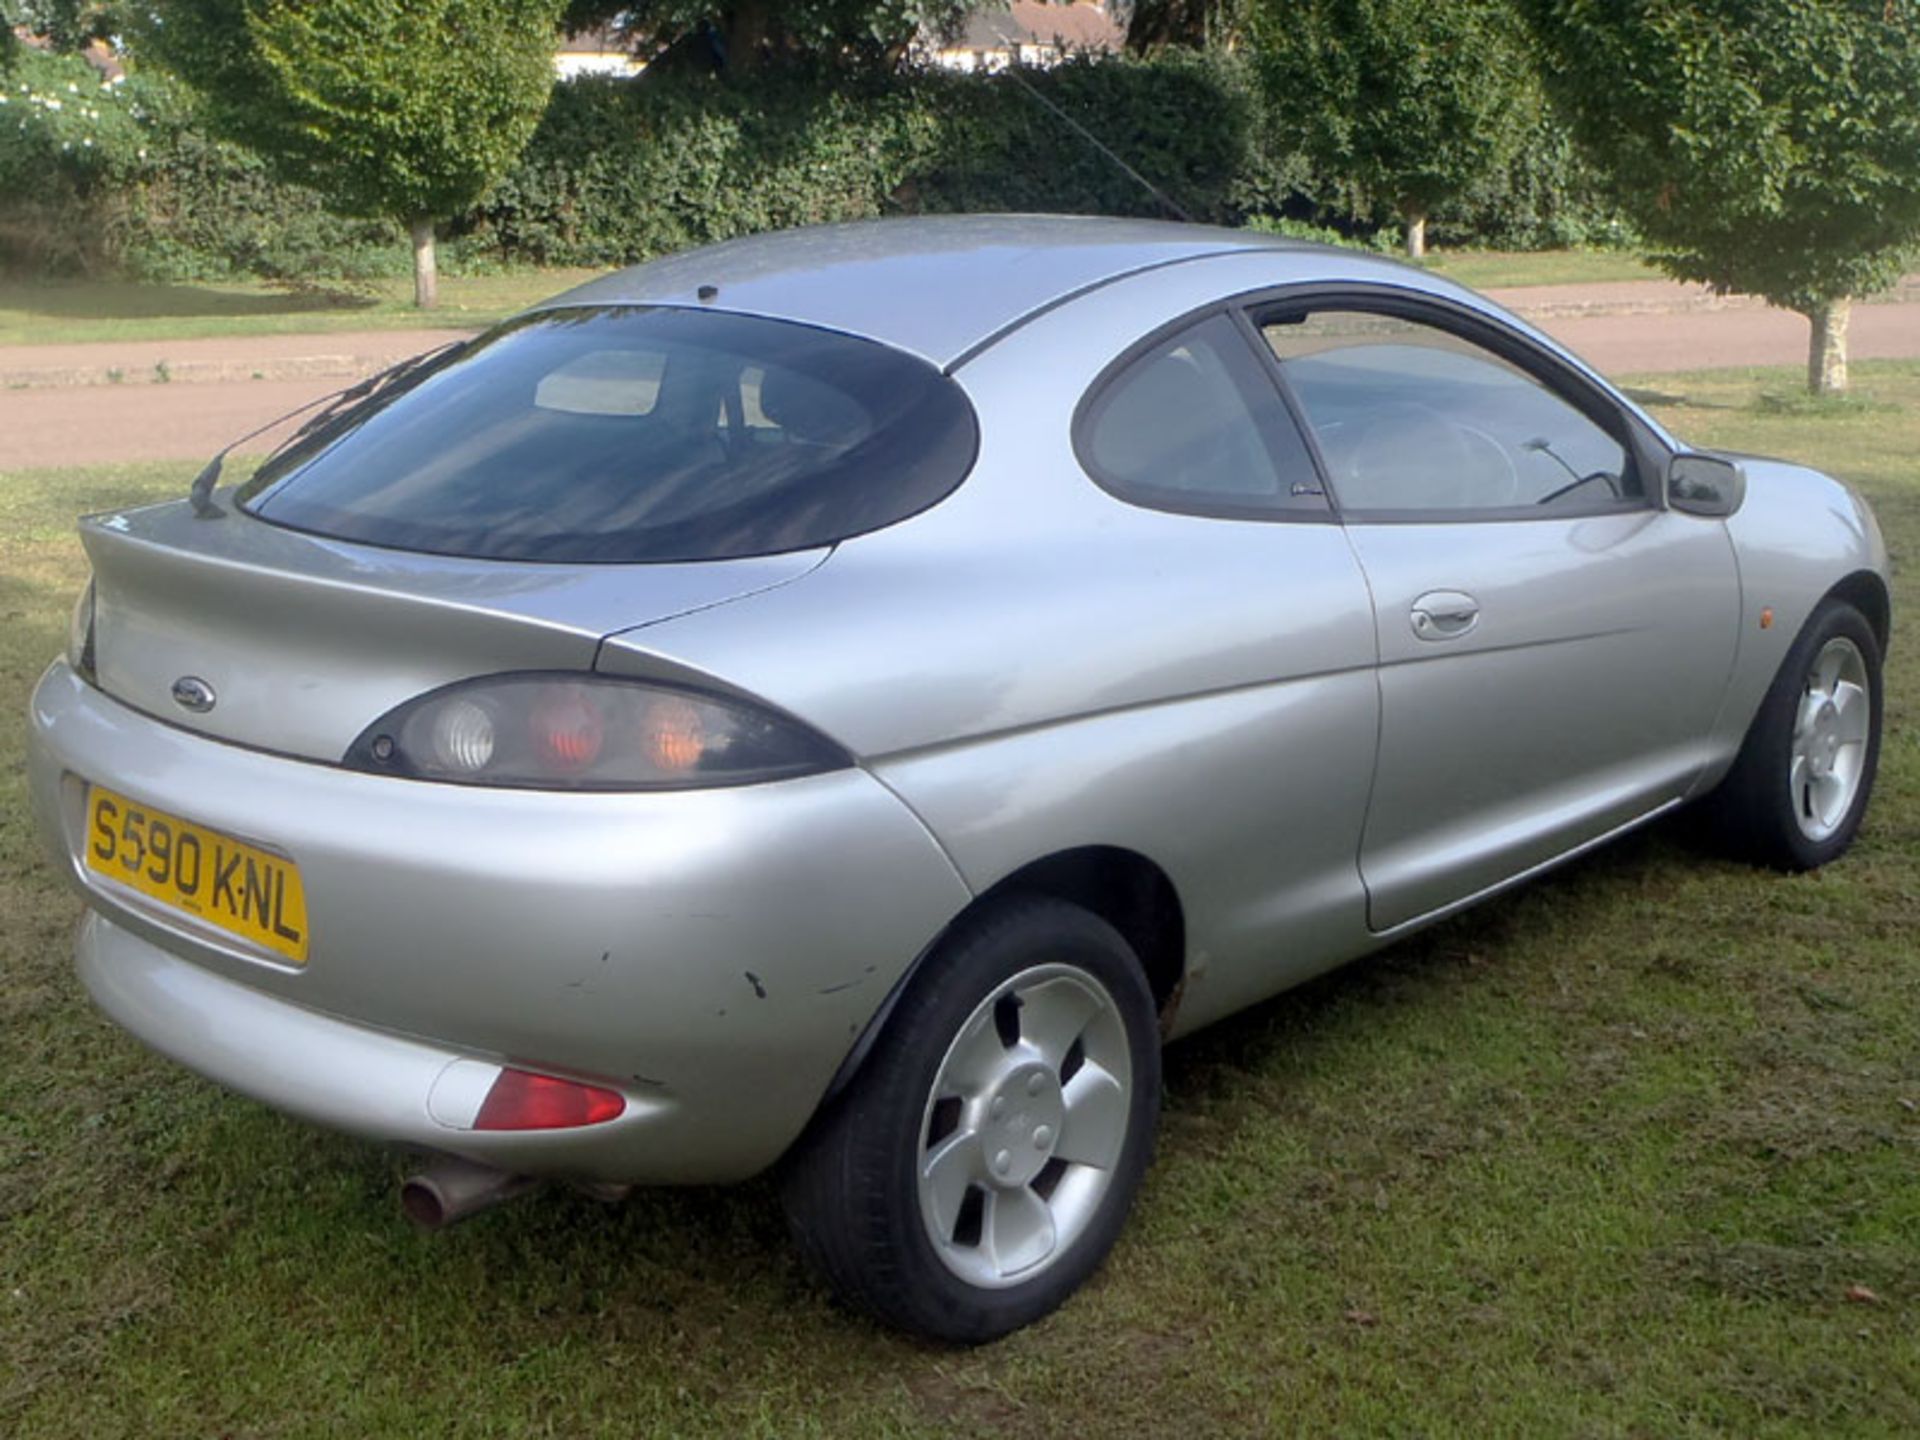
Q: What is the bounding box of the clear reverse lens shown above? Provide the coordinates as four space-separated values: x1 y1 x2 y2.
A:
429 697 496 773
348 674 847 791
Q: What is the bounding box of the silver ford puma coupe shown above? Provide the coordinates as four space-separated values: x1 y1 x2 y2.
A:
28 217 1888 1342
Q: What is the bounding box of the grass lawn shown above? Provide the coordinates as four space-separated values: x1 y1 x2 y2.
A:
1421 249 1663 291
0 270 601 347
2 364 1915 1436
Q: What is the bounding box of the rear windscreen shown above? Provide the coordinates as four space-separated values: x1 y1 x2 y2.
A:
238 306 979 563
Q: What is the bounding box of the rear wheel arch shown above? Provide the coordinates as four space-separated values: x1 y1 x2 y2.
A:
813 846 1186 1110
976 847 1186 1020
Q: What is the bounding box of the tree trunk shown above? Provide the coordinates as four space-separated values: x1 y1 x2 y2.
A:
725 0 771 73
1127 0 1237 55
1806 297 1850 396
1403 211 1427 259
410 217 438 310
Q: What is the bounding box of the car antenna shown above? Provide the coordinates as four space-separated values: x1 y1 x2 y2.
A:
990 51 1196 224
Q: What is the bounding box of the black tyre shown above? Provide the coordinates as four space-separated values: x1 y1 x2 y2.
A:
781 894 1161 1343
1697 598 1883 870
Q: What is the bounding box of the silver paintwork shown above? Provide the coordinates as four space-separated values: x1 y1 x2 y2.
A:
25 217 1890 1188
1342 508 1740 930
917 963 1131 1288
1791 637 1872 841
1688 458 1890 797
31 661 971 1183
535 214 1275 368
81 498 824 761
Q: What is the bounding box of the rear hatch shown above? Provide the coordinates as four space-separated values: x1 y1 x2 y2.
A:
82 500 821 761
81 300 978 761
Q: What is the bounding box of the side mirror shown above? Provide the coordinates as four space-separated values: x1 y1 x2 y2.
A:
1667 453 1746 518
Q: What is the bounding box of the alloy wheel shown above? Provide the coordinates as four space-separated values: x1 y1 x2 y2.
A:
1790 635 1872 842
916 962 1133 1289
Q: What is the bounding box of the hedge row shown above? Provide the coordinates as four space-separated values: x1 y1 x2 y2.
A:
457 54 1273 264
458 53 1626 267
1 46 1626 283
1 48 401 282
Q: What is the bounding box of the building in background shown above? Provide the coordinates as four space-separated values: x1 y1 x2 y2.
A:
555 26 644 79
925 2 1125 73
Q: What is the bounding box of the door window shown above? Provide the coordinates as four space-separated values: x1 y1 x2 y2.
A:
1260 310 1638 516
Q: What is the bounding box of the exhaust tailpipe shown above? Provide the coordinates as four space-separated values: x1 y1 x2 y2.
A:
401 1156 537 1230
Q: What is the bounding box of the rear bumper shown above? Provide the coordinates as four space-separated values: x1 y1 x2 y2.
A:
29 661 973 1183
77 910 682 1181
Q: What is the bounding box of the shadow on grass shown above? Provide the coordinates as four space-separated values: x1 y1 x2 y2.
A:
260 822 1691 1353
1160 822 1682 1104
0 278 378 325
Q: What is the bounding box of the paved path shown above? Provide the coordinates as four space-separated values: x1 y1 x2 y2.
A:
0 329 472 390
4 285 1919 471
1509 289 1920 379
1 329 473 470
0 378 393 469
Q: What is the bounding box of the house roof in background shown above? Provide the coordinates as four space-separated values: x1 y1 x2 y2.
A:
952 2 1125 56
556 25 627 56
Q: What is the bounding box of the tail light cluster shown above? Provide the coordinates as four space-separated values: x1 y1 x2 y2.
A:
345 673 847 791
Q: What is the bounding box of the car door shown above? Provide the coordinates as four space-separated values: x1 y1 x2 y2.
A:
1252 298 1742 932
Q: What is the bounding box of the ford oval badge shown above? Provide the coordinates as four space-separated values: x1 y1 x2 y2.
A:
171 676 216 714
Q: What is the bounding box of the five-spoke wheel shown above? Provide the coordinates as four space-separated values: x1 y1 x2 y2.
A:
782 896 1159 1344
1788 635 1873 843
1699 597 1883 869
917 964 1133 1289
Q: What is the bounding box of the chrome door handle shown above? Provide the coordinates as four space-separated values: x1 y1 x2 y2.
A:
1410 590 1480 641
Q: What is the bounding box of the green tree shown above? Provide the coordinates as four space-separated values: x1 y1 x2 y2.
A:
138 0 563 307
9 0 128 52
1121 0 1251 53
1123 0 1248 53
1526 1 1920 395
1250 0 1533 258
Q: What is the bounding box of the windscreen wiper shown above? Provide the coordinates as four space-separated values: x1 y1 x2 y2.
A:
188 339 469 519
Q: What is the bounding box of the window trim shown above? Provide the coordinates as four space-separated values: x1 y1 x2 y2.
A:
1236 284 1672 526
1071 303 1336 526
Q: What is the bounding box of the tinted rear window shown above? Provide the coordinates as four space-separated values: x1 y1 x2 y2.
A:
238 306 978 563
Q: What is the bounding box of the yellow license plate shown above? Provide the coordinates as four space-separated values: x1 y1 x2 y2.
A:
84 785 309 965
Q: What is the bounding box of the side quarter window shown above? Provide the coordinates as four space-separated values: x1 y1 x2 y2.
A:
1260 309 1641 517
1077 312 1327 519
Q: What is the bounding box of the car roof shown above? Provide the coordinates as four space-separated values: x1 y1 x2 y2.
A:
533 215 1316 368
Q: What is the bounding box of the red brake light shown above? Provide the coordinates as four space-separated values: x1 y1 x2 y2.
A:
474 1067 626 1130
530 686 604 770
